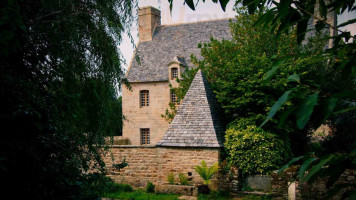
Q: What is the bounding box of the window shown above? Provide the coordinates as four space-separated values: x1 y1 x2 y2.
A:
171 90 180 105
140 90 149 107
171 68 178 79
140 128 150 144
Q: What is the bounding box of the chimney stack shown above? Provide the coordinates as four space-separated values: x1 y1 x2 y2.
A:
138 6 161 42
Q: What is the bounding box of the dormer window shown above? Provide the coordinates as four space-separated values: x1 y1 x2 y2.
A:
171 68 178 80
140 90 149 107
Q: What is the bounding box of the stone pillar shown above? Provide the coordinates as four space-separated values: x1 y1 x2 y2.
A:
288 182 296 200
138 6 161 42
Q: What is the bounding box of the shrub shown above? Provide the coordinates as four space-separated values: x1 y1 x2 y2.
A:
145 181 155 193
194 160 219 185
167 172 175 184
178 173 189 185
225 125 292 176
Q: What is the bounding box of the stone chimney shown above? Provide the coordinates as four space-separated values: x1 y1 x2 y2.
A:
138 6 161 42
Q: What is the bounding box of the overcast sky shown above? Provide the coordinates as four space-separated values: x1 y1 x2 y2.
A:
119 0 356 72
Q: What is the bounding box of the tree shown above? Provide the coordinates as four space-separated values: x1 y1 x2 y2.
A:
0 0 135 199
170 7 331 171
178 0 356 198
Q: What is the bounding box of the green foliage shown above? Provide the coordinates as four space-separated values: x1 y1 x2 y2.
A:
112 157 129 171
103 189 179 200
161 101 178 123
161 66 199 122
145 181 155 193
218 160 230 175
178 173 189 185
190 7 331 159
197 190 230 200
225 124 292 175
241 195 273 200
167 172 175 184
230 0 356 198
194 161 219 185
78 173 133 199
0 0 135 199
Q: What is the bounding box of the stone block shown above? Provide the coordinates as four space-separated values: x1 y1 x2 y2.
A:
156 184 197 196
245 175 272 191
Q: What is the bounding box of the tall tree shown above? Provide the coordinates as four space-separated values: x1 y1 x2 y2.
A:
0 0 135 199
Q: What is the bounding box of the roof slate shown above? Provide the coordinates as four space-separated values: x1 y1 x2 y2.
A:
156 70 225 148
126 19 232 82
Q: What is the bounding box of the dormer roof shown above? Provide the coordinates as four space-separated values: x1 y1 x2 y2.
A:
126 19 232 83
168 56 187 67
156 70 225 148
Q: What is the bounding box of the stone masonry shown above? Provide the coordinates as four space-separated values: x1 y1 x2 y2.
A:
103 145 221 190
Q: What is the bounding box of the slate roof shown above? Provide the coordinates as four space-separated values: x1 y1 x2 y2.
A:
126 19 232 82
156 70 225 148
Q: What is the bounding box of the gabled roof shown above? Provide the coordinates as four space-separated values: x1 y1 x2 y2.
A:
126 19 232 83
156 70 225 148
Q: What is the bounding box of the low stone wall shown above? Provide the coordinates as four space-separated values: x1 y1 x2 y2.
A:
102 145 222 190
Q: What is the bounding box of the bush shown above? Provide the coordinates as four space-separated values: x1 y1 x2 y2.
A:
167 172 175 184
225 125 291 176
178 173 189 185
145 181 155 193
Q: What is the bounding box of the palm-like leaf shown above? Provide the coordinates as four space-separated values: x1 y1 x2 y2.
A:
194 160 219 185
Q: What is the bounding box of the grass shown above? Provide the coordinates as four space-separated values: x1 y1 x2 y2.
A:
197 191 273 200
101 182 273 200
103 189 180 200
197 191 231 200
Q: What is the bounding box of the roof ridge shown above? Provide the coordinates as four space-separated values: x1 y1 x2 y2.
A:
158 17 234 27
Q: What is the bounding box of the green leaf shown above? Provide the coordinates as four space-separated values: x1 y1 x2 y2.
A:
314 97 338 128
295 92 319 129
302 154 335 183
184 0 195 10
287 73 300 83
337 18 356 28
298 157 317 181
332 106 356 115
278 106 296 128
297 18 309 44
315 20 326 32
263 60 284 81
318 0 327 19
278 155 304 174
260 90 292 127
219 0 229 11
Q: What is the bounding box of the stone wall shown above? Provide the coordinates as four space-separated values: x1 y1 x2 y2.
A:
122 82 170 145
103 145 222 190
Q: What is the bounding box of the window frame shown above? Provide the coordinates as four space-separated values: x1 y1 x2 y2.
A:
170 90 180 105
171 67 178 80
140 90 149 107
140 128 150 145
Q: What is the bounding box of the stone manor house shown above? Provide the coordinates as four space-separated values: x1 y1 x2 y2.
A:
122 6 231 146
103 6 236 192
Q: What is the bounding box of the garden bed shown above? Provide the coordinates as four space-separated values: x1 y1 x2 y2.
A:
156 184 197 196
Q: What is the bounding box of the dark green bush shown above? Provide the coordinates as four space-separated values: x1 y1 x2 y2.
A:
145 181 155 193
225 125 291 176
